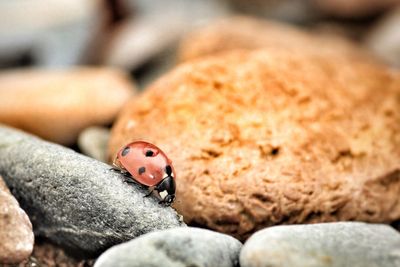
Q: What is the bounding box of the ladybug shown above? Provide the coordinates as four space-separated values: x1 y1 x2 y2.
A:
112 141 176 205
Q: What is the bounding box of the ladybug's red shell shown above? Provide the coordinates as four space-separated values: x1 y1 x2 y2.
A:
115 141 175 187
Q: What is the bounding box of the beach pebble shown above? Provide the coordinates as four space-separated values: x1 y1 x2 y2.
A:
0 176 34 264
0 67 135 145
78 126 110 162
365 6 400 67
95 227 242 267
240 222 400 267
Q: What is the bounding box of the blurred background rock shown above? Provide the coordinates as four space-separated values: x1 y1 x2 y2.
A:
0 0 399 85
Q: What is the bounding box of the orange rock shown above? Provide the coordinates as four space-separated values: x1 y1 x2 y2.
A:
108 47 400 240
0 67 135 145
178 16 376 63
0 176 34 264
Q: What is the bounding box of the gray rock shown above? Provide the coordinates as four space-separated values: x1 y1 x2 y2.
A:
103 0 230 71
0 125 185 256
94 227 242 267
228 0 319 23
365 6 400 67
77 126 110 162
240 222 400 267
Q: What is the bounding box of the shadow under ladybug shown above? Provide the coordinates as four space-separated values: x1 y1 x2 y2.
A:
111 141 176 206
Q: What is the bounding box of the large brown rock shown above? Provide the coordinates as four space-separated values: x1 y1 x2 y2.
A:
178 16 376 63
0 67 135 145
0 176 34 264
108 47 400 240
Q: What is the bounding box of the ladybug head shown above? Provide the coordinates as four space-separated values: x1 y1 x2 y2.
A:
156 175 176 206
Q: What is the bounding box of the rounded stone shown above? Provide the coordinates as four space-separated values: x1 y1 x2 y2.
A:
240 222 400 267
0 67 135 145
94 227 242 267
365 6 400 67
77 126 110 162
178 16 376 63
108 44 400 240
0 176 34 264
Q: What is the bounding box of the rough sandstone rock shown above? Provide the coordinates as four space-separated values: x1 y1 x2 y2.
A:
0 67 135 145
95 227 242 267
109 47 400 240
0 176 34 264
0 125 184 255
240 222 400 267
178 16 376 63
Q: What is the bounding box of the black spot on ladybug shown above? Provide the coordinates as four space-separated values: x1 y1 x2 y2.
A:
138 167 146 175
271 147 280 156
145 150 154 157
165 165 172 176
121 147 130 156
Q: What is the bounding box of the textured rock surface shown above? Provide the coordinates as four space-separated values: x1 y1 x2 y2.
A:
0 125 184 255
240 222 400 267
0 176 34 264
78 126 110 162
365 6 400 68
0 67 135 145
178 16 376 63
109 47 400 240
95 227 242 267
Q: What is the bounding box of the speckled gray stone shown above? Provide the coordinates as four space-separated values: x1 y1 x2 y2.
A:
0 125 185 255
240 222 400 267
94 227 242 267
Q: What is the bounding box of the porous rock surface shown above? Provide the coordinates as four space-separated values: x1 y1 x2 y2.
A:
109 47 400 240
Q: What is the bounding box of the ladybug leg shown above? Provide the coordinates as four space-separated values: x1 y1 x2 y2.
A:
124 178 136 184
144 187 154 197
110 161 126 173
109 167 121 172
121 171 132 178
